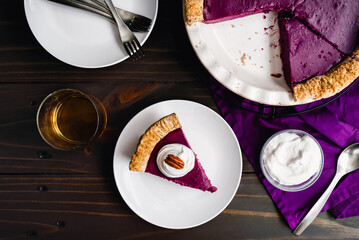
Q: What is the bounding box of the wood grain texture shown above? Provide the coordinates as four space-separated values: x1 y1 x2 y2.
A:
0 0 358 239
0 175 357 240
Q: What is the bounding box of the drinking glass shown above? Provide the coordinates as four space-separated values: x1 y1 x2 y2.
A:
37 89 107 150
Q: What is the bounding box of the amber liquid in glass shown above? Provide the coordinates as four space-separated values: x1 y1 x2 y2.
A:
37 89 107 150
52 96 99 143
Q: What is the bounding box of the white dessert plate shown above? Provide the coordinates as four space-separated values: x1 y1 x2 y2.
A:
24 0 158 68
113 100 242 229
186 11 313 106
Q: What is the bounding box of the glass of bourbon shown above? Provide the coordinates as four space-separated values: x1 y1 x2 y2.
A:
37 89 107 150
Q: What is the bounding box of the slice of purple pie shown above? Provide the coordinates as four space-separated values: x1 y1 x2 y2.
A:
278 16 343 87
129 113 217 193
185 0 359 102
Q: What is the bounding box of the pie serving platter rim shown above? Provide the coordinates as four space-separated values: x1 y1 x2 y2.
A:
113 100 242 229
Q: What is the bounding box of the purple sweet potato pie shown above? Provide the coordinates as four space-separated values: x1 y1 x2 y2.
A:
185 0 359 102
129 113 217 193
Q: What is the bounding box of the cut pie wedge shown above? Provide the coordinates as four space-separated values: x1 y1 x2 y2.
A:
278 17 343 89
130 113 217 193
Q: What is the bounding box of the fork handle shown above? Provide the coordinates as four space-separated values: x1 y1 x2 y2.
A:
47 0 146 32
49 0 113 20
104 0 129 41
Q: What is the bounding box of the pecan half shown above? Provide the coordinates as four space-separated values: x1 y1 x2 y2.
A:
164 154 185 169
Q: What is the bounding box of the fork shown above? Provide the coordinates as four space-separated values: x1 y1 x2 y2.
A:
90 0 152 32
47 0 151 32
72 0 152 32
104 0 144 61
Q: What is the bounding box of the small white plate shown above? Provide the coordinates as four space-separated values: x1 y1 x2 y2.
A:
24 0 158 68
186 11 312 106
113 100 242 229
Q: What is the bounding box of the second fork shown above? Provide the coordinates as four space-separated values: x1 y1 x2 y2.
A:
104 0 144 61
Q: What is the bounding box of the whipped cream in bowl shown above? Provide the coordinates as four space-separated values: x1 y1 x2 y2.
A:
260 129 324 192
157 143 195 178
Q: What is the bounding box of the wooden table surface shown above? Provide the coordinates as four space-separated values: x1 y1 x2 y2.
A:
1 1 359 239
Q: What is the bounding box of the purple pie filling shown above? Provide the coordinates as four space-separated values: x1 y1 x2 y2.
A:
294 0 359 55
203 0 359 85
203 0 294 23
145 128 217 193
279 17 342 85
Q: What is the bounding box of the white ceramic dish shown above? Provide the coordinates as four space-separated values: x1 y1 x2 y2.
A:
185 10 314 106
260 129 324 192
24 0 158 68
113 100 242 229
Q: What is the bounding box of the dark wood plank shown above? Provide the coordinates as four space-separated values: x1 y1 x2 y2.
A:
0 0 358 239
0 174 358 239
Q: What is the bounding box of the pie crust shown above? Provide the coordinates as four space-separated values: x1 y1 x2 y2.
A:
293 47 359 102
129 113 181 172
184 0 359 102
184 0 203 26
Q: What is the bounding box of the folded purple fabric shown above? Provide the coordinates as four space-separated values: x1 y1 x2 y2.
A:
209 77 359 229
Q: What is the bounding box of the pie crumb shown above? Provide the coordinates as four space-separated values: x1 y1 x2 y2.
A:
241 53 247 65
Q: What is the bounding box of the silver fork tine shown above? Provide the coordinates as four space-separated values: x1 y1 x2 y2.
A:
133 38 144 57
127 42 138 61
92 0 152 28
129 21 150 32
123 43 133 59
104 0 144 61
127 24 148 33
133 41 143 60
74 0 152 32
133 15 152 25
132 43 142 61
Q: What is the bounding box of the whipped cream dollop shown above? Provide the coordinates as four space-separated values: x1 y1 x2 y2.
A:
263 132 322 185
157 143 195 178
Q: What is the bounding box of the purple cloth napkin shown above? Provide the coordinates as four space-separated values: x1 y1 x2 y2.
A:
208 77 359 229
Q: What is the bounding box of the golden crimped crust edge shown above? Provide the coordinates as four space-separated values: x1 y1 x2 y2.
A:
293 46 359 102
129 113 182 172
185 0 204 25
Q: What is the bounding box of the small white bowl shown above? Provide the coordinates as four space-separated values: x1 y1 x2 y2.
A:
260 129 324 192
